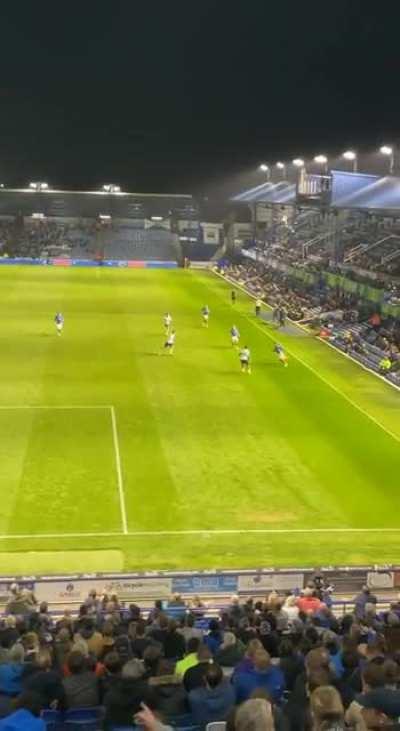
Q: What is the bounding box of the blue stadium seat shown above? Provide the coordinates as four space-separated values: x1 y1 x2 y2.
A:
64 706 103 730
41 708 64 731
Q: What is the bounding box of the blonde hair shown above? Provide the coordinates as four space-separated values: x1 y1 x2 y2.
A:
310 686 344 731
235 698 274 731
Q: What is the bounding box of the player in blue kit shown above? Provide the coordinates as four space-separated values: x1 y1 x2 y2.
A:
274 343 288 367
230 325 240 348
201 305 210 327
54 312 64 336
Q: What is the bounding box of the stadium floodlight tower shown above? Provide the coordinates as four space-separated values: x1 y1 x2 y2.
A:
102 184 121 193
29 182 49 191
314 154 328 173
342 150 358 172
258 163 271 181
276 161 286 178
380 145 394 174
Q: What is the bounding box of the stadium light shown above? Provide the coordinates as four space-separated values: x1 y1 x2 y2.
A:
259 164 271 180
314 154 328 173
342 150 358 172
276 162 286 177
292 158 305 168
380 145 394 174
29 181 49 191
103 184 121 193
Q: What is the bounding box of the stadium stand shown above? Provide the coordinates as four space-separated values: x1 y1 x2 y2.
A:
0 581 400 729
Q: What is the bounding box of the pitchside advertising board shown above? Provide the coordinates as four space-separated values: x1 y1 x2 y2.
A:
0 570 398 605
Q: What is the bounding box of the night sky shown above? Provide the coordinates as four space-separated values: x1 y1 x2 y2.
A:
1 0 399 194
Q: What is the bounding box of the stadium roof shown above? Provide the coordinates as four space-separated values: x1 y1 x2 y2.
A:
231 181 296 204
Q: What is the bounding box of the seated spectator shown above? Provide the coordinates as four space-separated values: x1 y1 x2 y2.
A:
189 662 235 727
148 658 187 719
103 658 154 729
62 651 99 709
23 650 65 709
143 644 164 679
310 685 345 731
232 649 285 704
215 632 245 667
183 644 213 693
175 638 201 677
234 639 264 674
0 691 45 731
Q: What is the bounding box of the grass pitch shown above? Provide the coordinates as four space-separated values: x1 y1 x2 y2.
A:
0 265 399 572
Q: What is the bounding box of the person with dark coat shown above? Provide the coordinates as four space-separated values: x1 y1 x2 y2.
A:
189 663 235 727
215 632 244 668
148 659 187 719
163 621 185 661
103 659 155 730
23 650 65 709
183 645 213 693
62 651 99 709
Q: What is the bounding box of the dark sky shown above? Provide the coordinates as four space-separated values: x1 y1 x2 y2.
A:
1 0 399 194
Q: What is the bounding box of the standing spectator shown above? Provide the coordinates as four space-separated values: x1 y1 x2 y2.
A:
215 632 245 667
297 588 325 615
354 587 378 620
23 650 65 710
62 651 99 709
175 638 201 677
0 691 45 731
232 649 285 704
130 620 151 659
183 644 213 693
310 685 345 731
189 663 235 726
163 620 186 660
148 658 187 719
103 659 153 729
204 620 223 656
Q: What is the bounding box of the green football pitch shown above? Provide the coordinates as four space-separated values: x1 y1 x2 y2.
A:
0 265 399 574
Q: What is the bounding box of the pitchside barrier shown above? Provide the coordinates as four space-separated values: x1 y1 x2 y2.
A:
0 567 398 609
0 257 178 268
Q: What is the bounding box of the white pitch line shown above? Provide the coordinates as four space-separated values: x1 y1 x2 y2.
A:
211 271 400 446
110 406 128 534
0 405 112 410
1 527 400 539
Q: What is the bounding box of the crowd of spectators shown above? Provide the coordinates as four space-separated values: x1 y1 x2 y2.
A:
1 582 400 729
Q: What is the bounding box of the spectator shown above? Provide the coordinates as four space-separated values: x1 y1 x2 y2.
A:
53 629 72 671
130 619 151 659
6 586 37 618
183 644 213 693
148 658 187 719
62 651 99 709
177 614 204 644
103 658 153 729
310 685 345 731
74 618 104 659
278 637 304 691
204 620 223 656
0 645 25 698
163 620 186 660
234 697 275 731
354 587 378 620
23 650 65 709
234 639 264 674
175 638 201 677
282 595 300 623
216 632 245 667
189 662 235 727
297 588 325 615
232 649 285 704
99 651 122 700
0 691 45 731
0 619 19 652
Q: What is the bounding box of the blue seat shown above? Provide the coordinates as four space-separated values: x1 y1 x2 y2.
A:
41 709 64 731
64 706 103 730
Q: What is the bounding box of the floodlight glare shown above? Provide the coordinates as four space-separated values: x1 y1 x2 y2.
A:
343 150 356 161
259 164 269 172
292 158 304 167
314 155 328 164
380 145 393 156
276 162 285 169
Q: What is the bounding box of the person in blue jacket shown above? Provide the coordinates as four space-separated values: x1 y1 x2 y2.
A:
0 691 45 730
232 649 285 704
